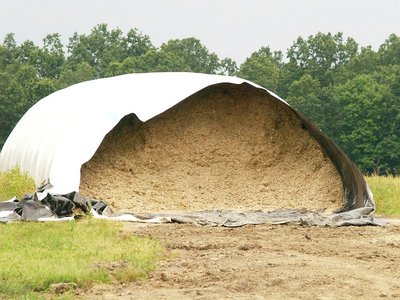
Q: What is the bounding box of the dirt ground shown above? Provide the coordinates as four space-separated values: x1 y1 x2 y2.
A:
78 220 400 299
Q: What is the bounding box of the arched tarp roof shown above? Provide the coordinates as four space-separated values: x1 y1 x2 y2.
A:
0 72 374 212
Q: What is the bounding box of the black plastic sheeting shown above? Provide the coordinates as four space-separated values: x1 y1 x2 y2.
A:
0 187 385 227
0 194 109 223
0 183 110 223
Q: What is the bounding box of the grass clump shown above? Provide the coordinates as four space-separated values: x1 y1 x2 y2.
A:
0 220 162 298
0 167 36 201
366 175 400 216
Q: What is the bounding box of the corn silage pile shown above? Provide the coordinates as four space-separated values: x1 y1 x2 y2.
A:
80 83 343 213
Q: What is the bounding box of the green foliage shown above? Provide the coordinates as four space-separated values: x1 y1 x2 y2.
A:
286 32 358 87
0 26 400 174
39 33 65 79
66 24 154 78
160 37 220 74
0 167 36 200
218 57 238 76
0 220 162 298
119 48 189 74
332 75 390 172
379 34 400 65
238 46 282 93
335 46 379 83
57 62 95 89
287 74 324 126
366 175 400 216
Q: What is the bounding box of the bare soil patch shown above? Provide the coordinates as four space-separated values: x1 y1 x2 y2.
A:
78 222 400 299
80 83 343 213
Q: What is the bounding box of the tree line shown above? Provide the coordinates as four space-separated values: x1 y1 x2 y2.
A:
1 24 399 174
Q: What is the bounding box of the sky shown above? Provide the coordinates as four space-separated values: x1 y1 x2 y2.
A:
0 0 399 64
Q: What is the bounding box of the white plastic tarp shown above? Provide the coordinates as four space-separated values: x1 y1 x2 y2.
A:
0 73 273 194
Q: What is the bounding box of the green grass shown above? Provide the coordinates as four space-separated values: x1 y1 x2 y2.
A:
0 167 36 201
0 220 162 298
366 175 400 216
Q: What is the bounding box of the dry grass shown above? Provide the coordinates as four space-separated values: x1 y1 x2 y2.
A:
366 175 400 216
